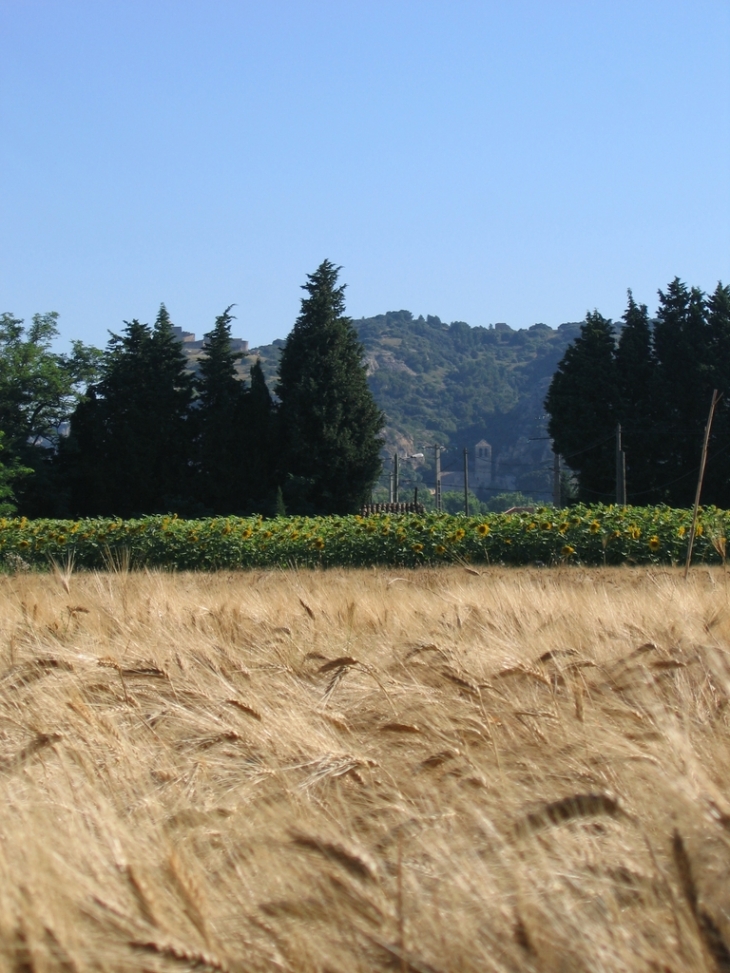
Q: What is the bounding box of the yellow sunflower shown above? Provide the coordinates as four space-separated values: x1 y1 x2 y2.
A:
477 523 490 537
648 536 660 551
561 545 575 556
412 543 424 553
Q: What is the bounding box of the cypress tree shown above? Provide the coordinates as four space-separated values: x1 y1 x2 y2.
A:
614 291 658 502
194 306 247 513
64 306 194 516
241 359 276 511
146 305 196 510
704 282 730 507
276 260 384 514
545 311 618 502
652 279 713 506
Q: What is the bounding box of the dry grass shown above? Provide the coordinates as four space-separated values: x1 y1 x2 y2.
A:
0 565 730 972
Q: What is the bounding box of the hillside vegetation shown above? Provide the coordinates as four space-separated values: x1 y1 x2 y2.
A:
1 566 729 971
252 311 580 463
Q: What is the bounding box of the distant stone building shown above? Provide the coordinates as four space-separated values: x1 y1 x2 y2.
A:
171 326 249 355
474 439 492 488
439 440 493 492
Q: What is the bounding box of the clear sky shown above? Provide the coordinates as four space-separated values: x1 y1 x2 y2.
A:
2 0 728 350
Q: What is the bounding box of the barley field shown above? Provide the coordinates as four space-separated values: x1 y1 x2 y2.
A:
0 565 729 972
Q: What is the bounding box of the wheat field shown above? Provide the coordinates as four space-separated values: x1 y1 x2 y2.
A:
0 564 729 972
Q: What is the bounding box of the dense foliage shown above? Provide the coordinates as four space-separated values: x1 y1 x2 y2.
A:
1 505 725 571
190 307 276 514
276 260 384 515
61 306 195 517
546 280 730 506
2 272 728 518
31 262 381 518
0 311 101 514
254 311 582 459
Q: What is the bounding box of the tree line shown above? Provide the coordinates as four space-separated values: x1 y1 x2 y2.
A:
0 261 384 518
545 278 730 507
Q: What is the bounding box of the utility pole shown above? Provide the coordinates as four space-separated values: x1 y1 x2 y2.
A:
615 424 627 505
463 448 469 516
388 471 394 503
421 444 444 511
393 452 399 503
434 445 443 512
552 449 561 508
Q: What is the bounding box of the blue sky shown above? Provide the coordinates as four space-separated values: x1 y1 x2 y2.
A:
2 0 728 350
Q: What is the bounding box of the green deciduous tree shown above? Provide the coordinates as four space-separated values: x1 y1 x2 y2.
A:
0 432 31 516
0 311 101 515
276 260 384 514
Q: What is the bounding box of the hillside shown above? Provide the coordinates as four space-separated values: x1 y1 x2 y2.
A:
251 312 581 501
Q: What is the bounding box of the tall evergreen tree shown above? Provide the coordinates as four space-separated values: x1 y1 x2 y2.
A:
704 282 730 506
614 291 658 502
652 279 713 506
63 306 194 516
545 311 618 502
276 260 384 514
241 359 276 511
193 306 247 513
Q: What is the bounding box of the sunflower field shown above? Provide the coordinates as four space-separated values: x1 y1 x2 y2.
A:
0 504 727 571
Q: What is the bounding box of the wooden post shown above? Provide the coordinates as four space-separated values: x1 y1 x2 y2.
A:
685 390 721 579
463 447 469 516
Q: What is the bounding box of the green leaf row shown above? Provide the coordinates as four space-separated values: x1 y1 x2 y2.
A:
0 505 727 571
